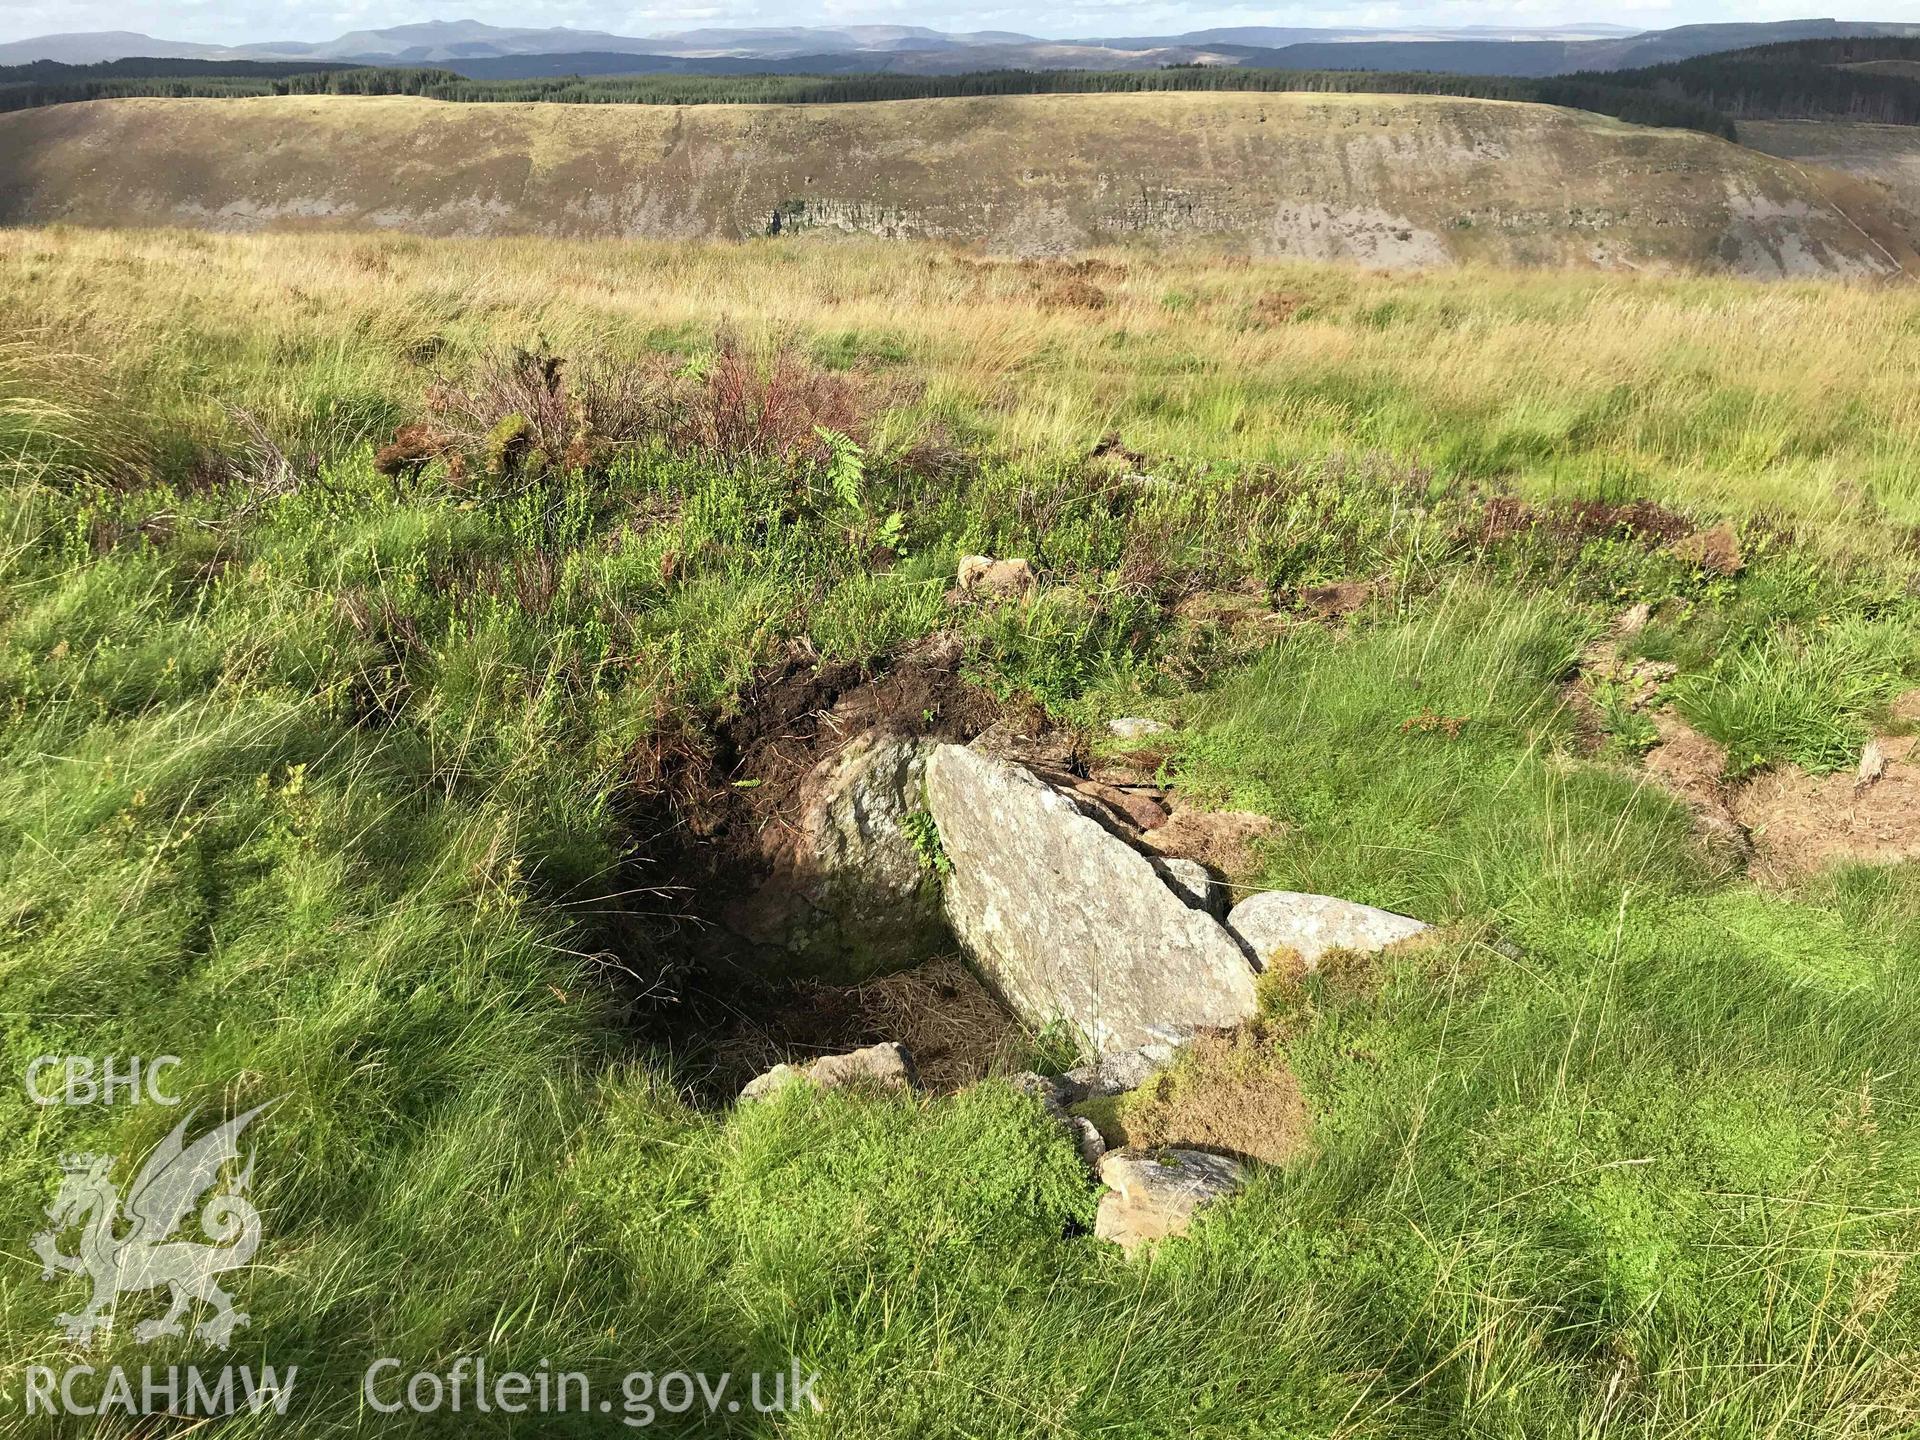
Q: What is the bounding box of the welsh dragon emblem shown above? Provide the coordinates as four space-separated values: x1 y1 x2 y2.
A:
31 1103 273 1349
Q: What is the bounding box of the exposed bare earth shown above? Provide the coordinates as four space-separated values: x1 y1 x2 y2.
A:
1742 120 1920 249
1733 735 1920 886
0 92 1905 276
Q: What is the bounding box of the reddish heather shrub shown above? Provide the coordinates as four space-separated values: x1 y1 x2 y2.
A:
673 335 868 465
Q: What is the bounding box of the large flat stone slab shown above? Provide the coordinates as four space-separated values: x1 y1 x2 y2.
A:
925 744 1258 1055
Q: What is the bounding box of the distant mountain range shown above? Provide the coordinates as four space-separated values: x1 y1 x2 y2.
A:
5 17 1920 78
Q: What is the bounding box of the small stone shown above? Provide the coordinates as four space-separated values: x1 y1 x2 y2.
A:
1227 891 1428 971
1107 716 1171 739
1069 1116 1108 1167
1064 1044 1176 1099
1008 1072 1107 1170
954 555 1036 599
1095 1148 1248 1250
1009 1070 1082 1109
739 1041 919 1102
737 1063 804 1102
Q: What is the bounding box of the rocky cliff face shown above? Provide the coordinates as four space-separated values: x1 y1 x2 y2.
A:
0 91 1904 276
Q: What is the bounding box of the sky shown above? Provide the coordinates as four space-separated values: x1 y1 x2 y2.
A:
3 0 1919 47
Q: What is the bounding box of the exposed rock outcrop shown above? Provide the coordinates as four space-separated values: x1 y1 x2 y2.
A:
3 93 1900 277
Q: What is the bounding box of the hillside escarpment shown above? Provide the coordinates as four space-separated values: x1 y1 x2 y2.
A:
0 91 1905 276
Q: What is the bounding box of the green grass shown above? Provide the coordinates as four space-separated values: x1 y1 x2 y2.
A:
4 240 1920 1435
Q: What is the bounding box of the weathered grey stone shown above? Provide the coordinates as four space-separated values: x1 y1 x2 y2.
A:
1009 1070 1081 1109
1064 1044 1176 1099
1095 1148 1248 1250
927 744 1258 1055
725 733 946 975
739 1041 919 1103
1226 890 1428 971
1107 716 1171 739
1151 856 1220 917
1068 1116 1108 1168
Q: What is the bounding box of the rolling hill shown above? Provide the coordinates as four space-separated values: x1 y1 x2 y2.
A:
0 91 1905 278
0 89 1904 278
1744 119 1920 243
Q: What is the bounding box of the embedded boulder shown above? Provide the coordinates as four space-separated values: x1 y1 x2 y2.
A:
1226 891 1428 971
725 732 947 974
1095 1148 1248 1250
925 743 1259 1055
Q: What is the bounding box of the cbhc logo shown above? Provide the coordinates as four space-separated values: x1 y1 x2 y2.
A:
26 1056 183 1107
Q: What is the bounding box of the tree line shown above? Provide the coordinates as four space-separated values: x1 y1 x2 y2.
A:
1574 37 1920 126
0 61 461 113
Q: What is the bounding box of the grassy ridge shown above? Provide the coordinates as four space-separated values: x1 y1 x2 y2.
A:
3 232 1920 1434
0 57 1734 136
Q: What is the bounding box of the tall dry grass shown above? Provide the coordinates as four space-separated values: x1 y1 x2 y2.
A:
3 227 1918 550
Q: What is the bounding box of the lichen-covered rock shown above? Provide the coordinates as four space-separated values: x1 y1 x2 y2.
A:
926 744 1258 1055
739 1041 919 1103
1226 891 1428 971
1095 1148 1248 1250
1107 716 1171 739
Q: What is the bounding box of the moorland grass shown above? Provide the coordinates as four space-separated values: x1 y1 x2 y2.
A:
1 232 1918 1435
